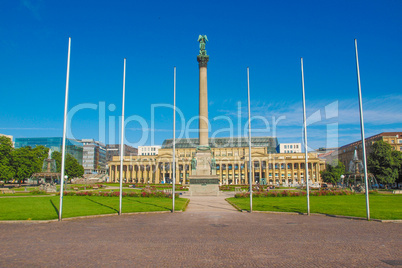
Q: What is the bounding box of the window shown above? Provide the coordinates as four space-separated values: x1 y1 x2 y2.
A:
262 161 267 169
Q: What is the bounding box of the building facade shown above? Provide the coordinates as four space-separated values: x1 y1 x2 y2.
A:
14 137 83 165
108 137 325 185
138 146 161 156
277 143 301 154
80 139 107 174
106 144 138 162
338 132 402 171
315 147 339 166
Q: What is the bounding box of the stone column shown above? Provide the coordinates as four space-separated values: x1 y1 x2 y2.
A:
109 166 113 182
156 164 161 183
197 55 209 146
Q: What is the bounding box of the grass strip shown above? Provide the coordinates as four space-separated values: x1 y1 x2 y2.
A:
0 196 188 220
227 194 402 220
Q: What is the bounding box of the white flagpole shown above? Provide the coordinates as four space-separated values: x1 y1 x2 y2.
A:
119 58 126 216
59 37 71 221
354 39 370 220
172 66 176 212
247 67 253 213
301 58 310 216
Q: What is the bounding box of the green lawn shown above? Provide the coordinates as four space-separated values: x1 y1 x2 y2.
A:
227 194 402 220
0 196 189 220
0 192 51 197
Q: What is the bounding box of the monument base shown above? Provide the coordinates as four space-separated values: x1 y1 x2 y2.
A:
188 175 220 196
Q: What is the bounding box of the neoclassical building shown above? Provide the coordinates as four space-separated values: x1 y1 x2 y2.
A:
108 137 325 185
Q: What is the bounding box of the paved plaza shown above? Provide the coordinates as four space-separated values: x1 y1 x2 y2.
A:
0 193 401 267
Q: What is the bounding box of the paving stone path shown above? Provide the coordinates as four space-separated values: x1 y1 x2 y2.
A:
183 192 237 212
0 193 401 267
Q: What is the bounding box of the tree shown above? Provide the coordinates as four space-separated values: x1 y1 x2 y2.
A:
0 136 13 159
367 140 400 185
320 160 345 186
52 151 84 179
391 150 402 183
11 147 36 184
11 146 51 184
32 146 50 172
0 136 15 181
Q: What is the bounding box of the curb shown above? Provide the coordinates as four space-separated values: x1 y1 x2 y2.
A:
252 211 402 223
0 210 187 224
0 219 58 224
225 198 243 212
182 198 190 212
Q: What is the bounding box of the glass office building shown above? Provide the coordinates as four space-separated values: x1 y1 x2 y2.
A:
15 137 83 165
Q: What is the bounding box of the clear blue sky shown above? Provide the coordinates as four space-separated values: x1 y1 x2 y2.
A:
1 0 401 150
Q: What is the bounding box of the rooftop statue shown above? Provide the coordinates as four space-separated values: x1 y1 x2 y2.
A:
198 35 208 56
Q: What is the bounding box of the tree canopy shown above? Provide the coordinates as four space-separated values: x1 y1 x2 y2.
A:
320 160 345 185
52 151 84 179
0 136 15 180
11 146 49 183
0 137 84 183
368 140 402 184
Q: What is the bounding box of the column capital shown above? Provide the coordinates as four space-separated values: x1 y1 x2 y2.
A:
197 55 209 68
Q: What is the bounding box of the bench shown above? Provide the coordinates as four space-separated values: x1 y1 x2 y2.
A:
73 187 79 191
393 190 402 194
0 188 15 194
92 186 99 190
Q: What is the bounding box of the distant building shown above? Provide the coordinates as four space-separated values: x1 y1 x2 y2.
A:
277 143 301 154
338 132 402 171
79 139 107 174
108 137 325 185
0 134 13 147
14 137 83 165
106 144 138 162
138 145 161 156
315 147 339 166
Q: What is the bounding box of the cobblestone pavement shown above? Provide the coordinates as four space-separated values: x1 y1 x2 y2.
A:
0 195 401 267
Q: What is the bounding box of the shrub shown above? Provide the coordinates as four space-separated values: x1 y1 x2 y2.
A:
57 189 177 198
233 189 355 198
30 190 47 195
